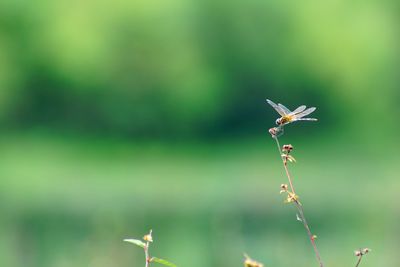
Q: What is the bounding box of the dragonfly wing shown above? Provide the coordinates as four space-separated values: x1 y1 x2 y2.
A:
292 107 316 119
295 118 318 121
278 103 291 115
266 99 287 116
289 105 306 115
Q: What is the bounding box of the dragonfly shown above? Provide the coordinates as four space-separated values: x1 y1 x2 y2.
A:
266 99 317 126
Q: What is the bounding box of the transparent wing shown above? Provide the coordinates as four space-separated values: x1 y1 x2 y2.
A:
292 107 316 119
266 99 287 116
278 103 291 115
289 105 306 115
295 118 317 121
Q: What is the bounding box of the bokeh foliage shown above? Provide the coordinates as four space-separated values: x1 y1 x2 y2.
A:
0 0 398 137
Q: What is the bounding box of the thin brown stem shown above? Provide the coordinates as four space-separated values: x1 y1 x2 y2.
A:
274 137 324 267
144 230 152 267
144 242 150 267
274 137 296 194
295 201 323 267
355 255 363 267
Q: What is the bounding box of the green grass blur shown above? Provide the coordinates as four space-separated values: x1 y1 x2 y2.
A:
0 0 399 266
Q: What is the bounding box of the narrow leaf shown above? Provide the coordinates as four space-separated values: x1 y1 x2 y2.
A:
152 257 177 267
123 239 146 248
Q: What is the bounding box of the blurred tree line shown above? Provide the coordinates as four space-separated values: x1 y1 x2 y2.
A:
0 0 397 138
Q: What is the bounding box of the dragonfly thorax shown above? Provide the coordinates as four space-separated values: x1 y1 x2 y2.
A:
276 116 291 126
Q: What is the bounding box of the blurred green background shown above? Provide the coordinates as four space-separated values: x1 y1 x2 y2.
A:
0 0 399 266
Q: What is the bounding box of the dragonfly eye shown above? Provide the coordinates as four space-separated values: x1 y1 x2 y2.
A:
275 118 281 125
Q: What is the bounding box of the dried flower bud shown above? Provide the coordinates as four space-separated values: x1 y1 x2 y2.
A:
269 127 284 138
285 192 299 203
280 184 288 194
282 144 293 153
362 248 371 255
244 254 264 267
354 247 371 257
143 230 153 243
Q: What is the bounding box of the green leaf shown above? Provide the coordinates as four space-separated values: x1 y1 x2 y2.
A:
123 238 146 248
152 257 177 267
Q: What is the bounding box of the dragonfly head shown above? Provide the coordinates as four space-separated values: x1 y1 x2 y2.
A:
276 118 283 126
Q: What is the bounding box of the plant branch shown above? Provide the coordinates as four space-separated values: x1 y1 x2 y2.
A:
354 248 370 267
355 255 363 267
274 136 324 267
145 241 150 267
143 230 153 267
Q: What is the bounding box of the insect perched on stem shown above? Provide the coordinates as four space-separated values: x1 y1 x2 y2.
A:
266 99 318 126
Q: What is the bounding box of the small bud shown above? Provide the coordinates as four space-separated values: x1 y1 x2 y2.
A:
269 127 284 138
280 184 288 194
268 127 277 137
354 247 371 257
312 235 317 240
282 144 293 153
143 230 153 243
285 192 299 203
362 248 371 254
244 254 264 267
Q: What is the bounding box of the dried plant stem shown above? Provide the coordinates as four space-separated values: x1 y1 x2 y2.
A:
295 201 323 267
274 137 324 267
144 241 150 267
355 255 363 267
